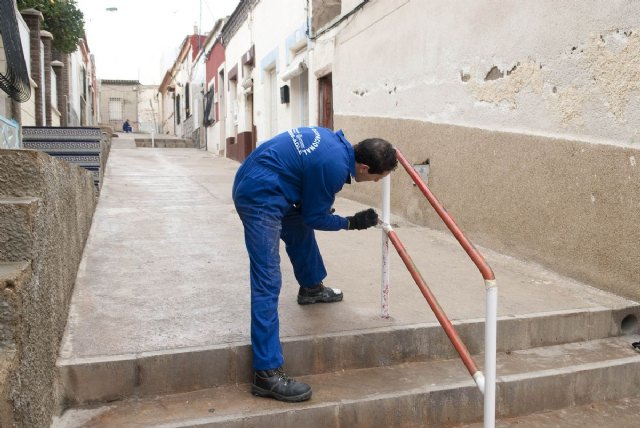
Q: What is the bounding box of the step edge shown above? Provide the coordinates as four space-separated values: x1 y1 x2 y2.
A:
57 355 640 427
56 305 639 366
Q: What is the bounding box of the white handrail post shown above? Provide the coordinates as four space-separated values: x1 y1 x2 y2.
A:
484 280 498 428
381 175 391 318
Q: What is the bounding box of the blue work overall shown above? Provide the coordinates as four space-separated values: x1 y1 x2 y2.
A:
232 127 355 370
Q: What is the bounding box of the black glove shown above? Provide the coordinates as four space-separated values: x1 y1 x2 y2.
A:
347 208 379 230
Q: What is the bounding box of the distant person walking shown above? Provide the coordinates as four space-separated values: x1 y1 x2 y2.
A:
232 126 397 403
122 119 132 133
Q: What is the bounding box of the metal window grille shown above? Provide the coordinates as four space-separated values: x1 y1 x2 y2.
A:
108 98 123 121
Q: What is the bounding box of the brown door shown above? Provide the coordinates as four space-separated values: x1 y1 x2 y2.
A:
318 73 333 130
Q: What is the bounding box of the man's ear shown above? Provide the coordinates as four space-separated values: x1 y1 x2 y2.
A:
358 163 370 173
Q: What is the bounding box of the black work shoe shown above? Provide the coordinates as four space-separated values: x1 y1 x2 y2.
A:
297 282 343 305
252 368 312 402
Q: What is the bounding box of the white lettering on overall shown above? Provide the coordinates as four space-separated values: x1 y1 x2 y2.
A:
289 127 321 156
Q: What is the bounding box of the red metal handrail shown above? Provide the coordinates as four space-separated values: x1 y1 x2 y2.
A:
385 229 479 376
395 150 495 281
382 148 497 426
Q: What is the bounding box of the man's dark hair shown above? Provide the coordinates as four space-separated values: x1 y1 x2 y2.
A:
353 138 398 174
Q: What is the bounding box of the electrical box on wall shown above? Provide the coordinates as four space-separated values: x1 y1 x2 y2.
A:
413 159 430 185
280 85 290 104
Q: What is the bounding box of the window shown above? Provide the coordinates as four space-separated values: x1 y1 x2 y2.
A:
108 97 123 122
203 89 215 126
82 67 87 99
176 94 181 124
318 74 333 129
185 83 191 118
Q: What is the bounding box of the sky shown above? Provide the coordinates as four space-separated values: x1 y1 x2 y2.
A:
76 0 240 85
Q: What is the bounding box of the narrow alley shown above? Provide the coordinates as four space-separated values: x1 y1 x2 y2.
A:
52 134 640 426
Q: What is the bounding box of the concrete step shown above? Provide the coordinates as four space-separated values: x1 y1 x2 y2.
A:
455 396 640 427
55 304 640 406
0 197 40 261
52 335 640 427
134 138 196 148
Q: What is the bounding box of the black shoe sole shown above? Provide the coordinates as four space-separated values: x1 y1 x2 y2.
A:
251 385 312 402
297 294 343 305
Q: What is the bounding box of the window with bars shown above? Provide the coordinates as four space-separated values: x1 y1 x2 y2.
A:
108 97 123 121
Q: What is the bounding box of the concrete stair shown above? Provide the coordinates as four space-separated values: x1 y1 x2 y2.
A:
53 306 640 427
50 149 640 427
456 396 640 427
134 137 196 148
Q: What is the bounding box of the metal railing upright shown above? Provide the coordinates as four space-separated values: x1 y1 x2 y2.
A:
380 148 497 428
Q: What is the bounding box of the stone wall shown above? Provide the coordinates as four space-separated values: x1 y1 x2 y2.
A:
337 115 640 302
0 149 96 427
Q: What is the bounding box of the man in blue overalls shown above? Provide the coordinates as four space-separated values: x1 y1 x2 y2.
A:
232 126 397 402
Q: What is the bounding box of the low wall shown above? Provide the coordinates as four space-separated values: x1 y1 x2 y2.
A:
0 149 96 427
336 115 640 302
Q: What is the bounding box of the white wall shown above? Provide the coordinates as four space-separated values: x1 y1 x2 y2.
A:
192 52 206 138
137 85 160 133
222 16 252 141
332 0 640 147
18 12 35 125
160 90 175 135
251 0 308 141
68 51 83 125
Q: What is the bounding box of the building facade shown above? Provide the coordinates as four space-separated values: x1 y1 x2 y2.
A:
0 4 98 129
154 0 640 300
98 80 140 132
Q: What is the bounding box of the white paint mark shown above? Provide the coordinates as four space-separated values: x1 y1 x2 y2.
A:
590 194 596 203
630 156 636 166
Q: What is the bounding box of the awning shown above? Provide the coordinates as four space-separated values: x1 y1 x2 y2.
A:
280 54 308 81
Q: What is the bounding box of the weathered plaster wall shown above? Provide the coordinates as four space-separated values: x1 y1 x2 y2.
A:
337 115 640 302
326 1 640 300
0 150 96 427
333 0 640 147
312 0 341 31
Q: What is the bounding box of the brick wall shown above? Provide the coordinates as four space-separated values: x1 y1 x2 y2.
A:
41 31 53 126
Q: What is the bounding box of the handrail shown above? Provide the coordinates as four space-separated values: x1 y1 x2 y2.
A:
383 223 480 378
381 148 497 428
394 150 495 281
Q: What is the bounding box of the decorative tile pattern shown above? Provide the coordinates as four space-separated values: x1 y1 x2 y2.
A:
21 126 105 191
22 126 102 140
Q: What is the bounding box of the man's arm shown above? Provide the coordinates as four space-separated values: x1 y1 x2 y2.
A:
300 161 349 231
